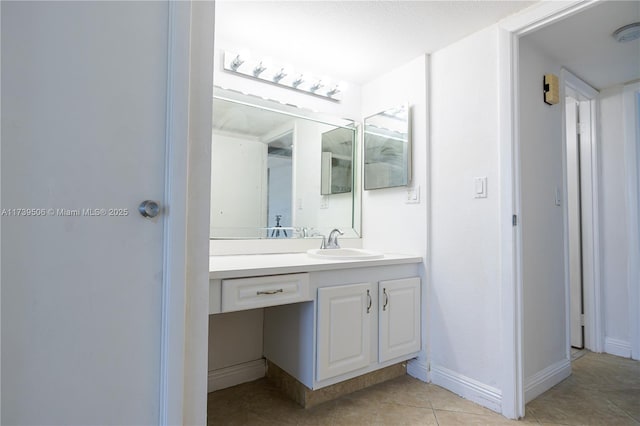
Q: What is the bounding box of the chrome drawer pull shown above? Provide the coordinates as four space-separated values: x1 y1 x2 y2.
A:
256 289 284 295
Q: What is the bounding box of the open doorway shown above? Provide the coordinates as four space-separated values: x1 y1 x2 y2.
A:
513 0 639 410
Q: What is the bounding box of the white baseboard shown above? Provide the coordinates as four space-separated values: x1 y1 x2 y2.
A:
524 358 571 403
407 359 428 382
208 359 266 393
604 337 632 358
430 364 502 413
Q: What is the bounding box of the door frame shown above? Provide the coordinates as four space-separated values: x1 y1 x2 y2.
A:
0 3 3 422
160 2 214 425
560 69 602 356
497 0 599 418
623 82 640 361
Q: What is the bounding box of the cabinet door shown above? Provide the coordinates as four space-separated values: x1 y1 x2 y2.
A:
317 283 372 381
379 277 421 362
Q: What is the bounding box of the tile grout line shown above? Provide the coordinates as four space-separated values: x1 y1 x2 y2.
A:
432 407 440 426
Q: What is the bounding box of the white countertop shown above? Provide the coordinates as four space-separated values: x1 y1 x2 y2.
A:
209 252 423 279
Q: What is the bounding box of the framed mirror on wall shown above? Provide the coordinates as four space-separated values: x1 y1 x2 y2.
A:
363 104 411 190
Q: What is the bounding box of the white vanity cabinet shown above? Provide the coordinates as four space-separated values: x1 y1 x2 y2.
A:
378 278 421 362
210 253 422 391
316 277 421 383
220 273 311 312
316 282 373 381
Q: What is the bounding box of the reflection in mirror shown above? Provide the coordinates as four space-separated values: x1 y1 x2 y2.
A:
210 90 358 240
267 131 293 238
321 128 353 195
363 104 411 190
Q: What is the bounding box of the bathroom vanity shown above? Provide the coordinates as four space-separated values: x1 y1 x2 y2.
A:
209 253 422 393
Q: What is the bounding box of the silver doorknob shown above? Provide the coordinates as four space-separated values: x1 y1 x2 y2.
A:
138 200 160 218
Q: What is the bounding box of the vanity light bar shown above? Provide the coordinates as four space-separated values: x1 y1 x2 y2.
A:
222 50 344 102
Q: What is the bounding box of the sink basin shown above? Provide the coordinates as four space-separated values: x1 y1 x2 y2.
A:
306 248 384 260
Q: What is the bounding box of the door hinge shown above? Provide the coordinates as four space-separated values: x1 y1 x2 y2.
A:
581 314 585 326
578 122 589 136
512 215 518 226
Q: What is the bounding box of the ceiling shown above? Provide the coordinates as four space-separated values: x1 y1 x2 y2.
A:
523 1 640 90
215 1 639 91
215 1 537 85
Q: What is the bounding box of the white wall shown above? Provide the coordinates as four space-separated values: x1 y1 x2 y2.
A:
599 85 631 356
361 55 429 380
518 37 569 399
429 27 503 410
361 56 428 255
209 310 264 370
183 2 216 422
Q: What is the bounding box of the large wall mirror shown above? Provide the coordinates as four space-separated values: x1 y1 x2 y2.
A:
211 89 359 240
363 104 411 190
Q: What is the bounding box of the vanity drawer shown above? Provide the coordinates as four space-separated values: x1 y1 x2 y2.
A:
221 273 311 312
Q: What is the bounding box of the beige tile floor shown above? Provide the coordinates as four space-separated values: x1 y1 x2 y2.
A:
208 352 640 425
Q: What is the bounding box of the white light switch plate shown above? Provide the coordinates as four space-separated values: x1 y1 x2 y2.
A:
320 196 329 209
474 177 487 198
406 186 420 204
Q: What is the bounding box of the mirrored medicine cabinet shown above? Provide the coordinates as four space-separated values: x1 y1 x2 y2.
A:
363 104 411 190
210 88 360 240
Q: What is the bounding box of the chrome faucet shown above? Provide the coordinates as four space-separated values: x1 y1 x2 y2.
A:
296 227 310 238
326 228 344 249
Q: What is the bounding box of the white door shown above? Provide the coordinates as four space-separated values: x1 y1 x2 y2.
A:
2 2 181 424
566 96 584 349
563 71 600 354
379 278 421 362
316 283 372 381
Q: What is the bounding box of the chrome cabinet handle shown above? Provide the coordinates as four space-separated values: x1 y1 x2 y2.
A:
138 200 161 218
383 288 389 311
366 289 372 314
256 289 284 295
